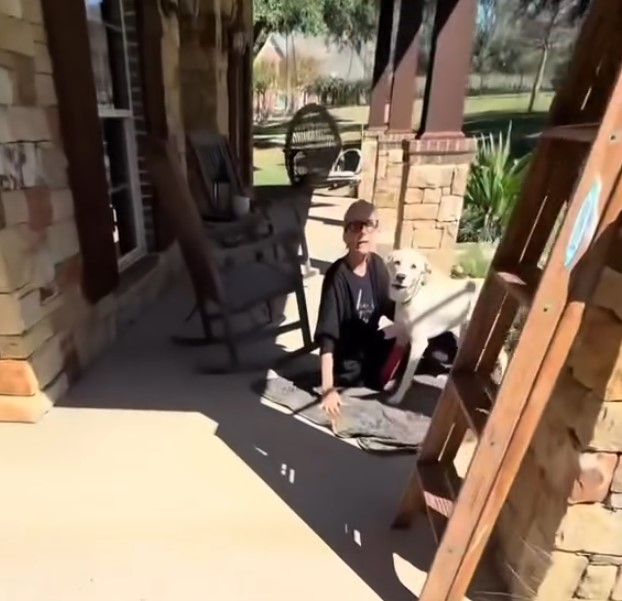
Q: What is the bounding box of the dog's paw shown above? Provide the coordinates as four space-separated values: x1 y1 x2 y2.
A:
387 393 404 406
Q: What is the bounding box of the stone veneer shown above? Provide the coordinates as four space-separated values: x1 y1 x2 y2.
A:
359 130 476 271
0 0 183 423
495 236 622 601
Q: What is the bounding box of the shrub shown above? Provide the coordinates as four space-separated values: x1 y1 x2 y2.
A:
452 243 495 279
458 124 531 243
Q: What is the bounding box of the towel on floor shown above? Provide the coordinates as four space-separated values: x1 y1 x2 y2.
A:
253 371 443 453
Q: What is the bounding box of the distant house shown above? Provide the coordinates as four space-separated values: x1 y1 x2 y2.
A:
253 33 374 117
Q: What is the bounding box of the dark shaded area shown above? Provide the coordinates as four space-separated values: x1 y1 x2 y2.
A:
463 110 549 157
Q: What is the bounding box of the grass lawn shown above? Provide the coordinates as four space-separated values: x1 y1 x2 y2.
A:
253 92 553 187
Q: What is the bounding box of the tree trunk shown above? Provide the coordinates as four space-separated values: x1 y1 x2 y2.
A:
253 21 270 58
528 5 559 113
528 43 548 112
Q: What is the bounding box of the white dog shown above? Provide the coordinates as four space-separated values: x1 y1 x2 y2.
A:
385 247 507 406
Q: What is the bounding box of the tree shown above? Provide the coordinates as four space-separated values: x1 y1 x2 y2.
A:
471 0 522 93
253 0 326 56
253 0 379 59
518 0 591 110
253 60 278 120
322 0 378 54
520 0 590 20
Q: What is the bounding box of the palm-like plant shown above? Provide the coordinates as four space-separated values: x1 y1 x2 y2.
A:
458 124 531 243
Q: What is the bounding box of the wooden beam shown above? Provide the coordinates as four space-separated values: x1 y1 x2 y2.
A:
419 0 477 138
387 0 424 132
41 0 119 302
368 0 395 129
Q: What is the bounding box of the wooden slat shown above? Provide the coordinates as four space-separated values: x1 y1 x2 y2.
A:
540 123 599 143
451 373 491 437
493 264 542 307
417 462 461 545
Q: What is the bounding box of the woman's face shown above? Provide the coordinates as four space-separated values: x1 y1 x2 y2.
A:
343 218 379 255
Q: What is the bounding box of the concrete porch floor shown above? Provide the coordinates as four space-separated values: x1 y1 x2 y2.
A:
0 195 504 600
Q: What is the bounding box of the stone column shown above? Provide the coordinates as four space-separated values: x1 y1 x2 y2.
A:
359 130 414 244
397 137 476 270
361 133 475 270
495 240 622 601
0 3 72 422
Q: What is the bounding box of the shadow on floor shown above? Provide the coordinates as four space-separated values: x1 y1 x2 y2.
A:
58 283 503 601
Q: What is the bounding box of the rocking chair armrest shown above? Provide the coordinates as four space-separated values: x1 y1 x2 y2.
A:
219 228 300 264
332 147 363 174
202 212 266 239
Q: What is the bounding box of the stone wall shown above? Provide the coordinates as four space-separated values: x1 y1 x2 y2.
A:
359 131 476 271
0 0 183 423
495 240 622 600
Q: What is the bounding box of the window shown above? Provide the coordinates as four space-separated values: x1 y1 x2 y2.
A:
85 0 145 269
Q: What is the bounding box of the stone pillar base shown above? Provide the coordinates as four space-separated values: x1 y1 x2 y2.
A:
401 137 477 272
360 130 477 272
360 129 414 239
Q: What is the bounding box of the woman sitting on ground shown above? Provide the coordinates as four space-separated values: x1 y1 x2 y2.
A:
314 199 457 418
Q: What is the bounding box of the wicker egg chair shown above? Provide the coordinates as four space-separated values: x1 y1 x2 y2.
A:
284 103 362 189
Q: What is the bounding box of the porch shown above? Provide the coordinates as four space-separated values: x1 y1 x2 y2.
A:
0 196 504 600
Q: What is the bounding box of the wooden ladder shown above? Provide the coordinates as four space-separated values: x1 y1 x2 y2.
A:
392 2 622 600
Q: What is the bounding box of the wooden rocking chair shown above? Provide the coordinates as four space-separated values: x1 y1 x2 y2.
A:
187 130 315 276
145 137 313 372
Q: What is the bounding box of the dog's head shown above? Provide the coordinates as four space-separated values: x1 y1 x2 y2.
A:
386 248 432 303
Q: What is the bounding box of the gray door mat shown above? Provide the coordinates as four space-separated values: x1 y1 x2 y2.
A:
252 371 445 454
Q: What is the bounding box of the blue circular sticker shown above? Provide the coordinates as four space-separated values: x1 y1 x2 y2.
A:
564 177 601 269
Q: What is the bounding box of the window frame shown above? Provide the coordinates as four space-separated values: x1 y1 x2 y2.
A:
87 0 147 271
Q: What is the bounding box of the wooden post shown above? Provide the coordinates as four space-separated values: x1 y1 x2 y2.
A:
387 0 424 132
368 0 396 129
419 0 478 138
41 0 120 301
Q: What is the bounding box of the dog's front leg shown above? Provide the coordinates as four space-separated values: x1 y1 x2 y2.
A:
387 340 427 406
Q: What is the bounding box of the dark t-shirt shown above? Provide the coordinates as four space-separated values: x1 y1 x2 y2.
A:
346 268 375 325
314 253 395 387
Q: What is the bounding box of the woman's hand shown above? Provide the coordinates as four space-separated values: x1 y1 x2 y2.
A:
321 389 342 418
